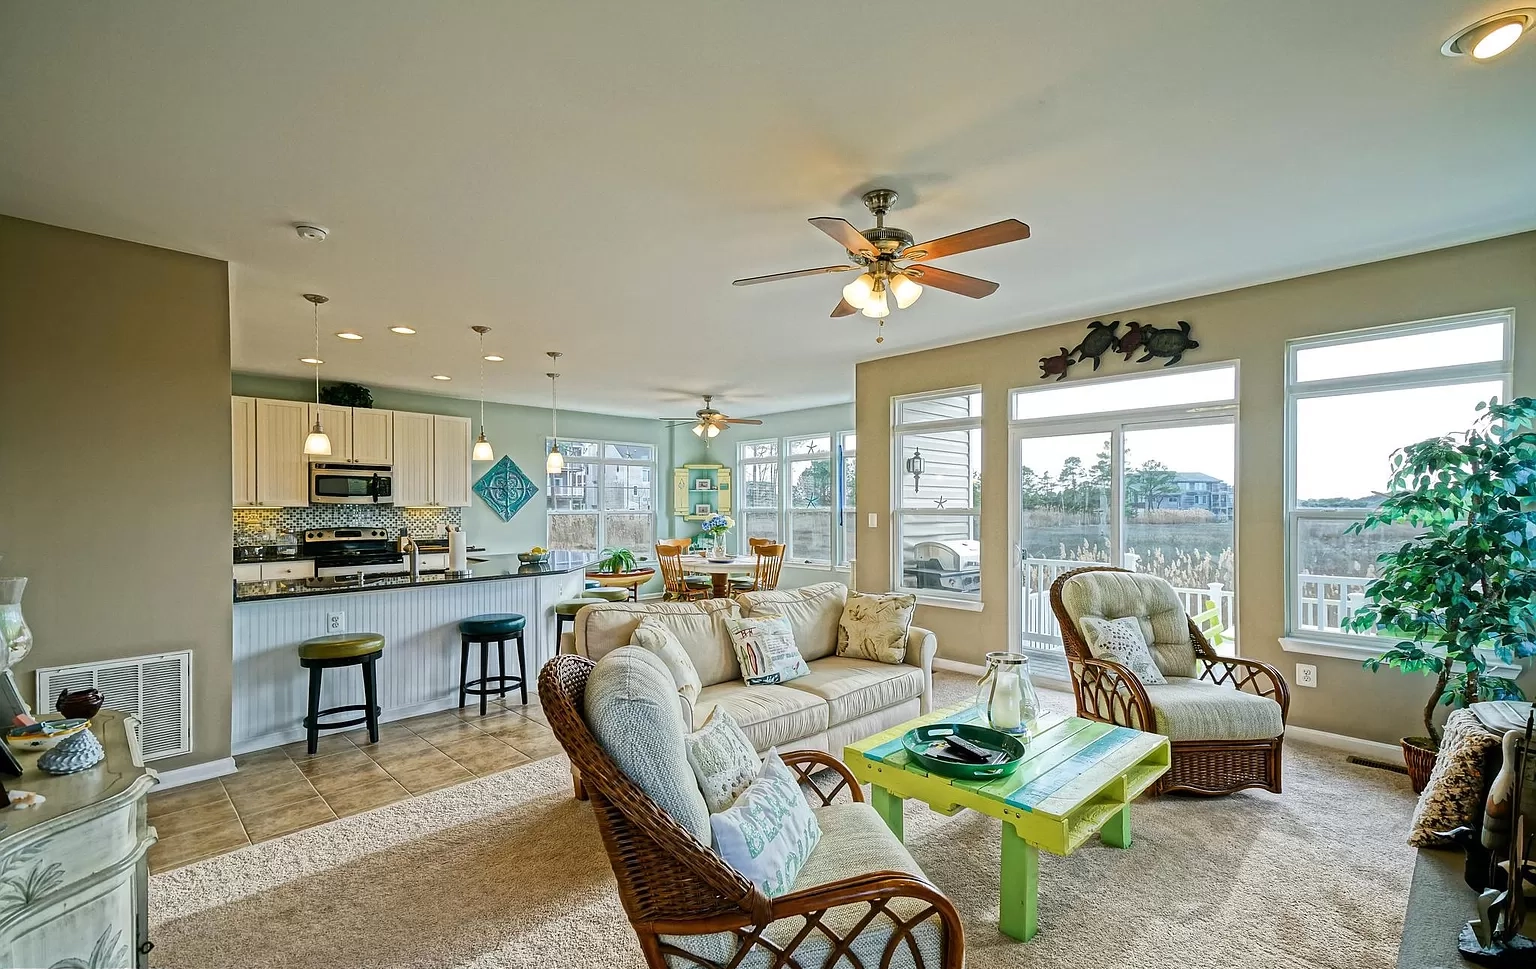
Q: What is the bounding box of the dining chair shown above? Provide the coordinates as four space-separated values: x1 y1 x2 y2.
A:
730 542 785 593
656 542 708 601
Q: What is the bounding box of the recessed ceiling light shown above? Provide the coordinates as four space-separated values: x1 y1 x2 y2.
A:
483 354 504 362
336 331 363 341
300 357 323 365
390 326 417 334
431 374 452 381
1443 9 1534 60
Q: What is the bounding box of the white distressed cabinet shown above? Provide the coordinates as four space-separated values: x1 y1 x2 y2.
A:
306 403 353 462
351 408 394 464
0 712 157 968
231 396 257 506
391 410 434 507
253 398 310 506
431 414 473 507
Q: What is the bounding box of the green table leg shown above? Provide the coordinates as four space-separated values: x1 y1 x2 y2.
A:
870 785 904 842
999 823 1039 941
1100 804 1132 848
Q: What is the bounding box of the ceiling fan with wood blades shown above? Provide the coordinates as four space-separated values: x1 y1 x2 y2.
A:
659 395 764 439
732 188 1030 343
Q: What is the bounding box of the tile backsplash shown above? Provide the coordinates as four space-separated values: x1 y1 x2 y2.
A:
233 506 463 545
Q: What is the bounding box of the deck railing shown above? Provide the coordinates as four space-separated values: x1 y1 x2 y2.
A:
1019 556 1236 653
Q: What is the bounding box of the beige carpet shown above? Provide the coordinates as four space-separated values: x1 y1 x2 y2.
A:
149 675 1418 968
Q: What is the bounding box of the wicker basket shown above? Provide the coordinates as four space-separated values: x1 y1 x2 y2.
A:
1401 737 1438 794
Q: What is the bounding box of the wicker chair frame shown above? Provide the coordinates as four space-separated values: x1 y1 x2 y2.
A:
1049 566 1290 796
540 654 965 969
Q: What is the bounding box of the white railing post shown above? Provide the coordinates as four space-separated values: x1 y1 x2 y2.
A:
1122 551 1140 572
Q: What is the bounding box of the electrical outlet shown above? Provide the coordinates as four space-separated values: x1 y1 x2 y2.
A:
1295 663 1317 688
867 512 878 528
327 611 345 634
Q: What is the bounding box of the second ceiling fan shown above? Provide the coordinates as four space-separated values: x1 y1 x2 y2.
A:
732 188 1030 342
660 395 763 439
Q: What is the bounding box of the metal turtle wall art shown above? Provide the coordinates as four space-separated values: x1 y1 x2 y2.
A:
1115 322 1147 360
1071 320 1119 371
1136 321 1199 366
1039 347 1074 381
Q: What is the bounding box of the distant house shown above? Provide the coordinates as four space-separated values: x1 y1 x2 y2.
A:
1149 472 1233 520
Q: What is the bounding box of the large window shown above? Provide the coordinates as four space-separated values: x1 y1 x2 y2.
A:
893 390 982 603
1285 310 1512 645
547 439 657 554
735 432 856 567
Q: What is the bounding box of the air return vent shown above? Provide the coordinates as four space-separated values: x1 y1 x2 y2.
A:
35 650 192 761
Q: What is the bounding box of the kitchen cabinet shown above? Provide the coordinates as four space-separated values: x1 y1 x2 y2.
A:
260 560 314 580
391 411 434 507
306 403 353 462
351 408 393 464
254 398 310 506
232 396 257 506
233 563 262 582
431 415 473 507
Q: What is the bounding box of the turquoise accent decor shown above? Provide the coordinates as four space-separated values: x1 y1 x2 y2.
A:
473 455 538 522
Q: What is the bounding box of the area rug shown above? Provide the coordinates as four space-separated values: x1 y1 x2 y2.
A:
150 676 1417 968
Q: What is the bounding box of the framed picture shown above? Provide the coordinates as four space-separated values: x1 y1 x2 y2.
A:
693 503 713 516
693 478 713 491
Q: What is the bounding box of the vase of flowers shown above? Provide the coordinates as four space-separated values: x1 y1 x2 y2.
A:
701 514 734 561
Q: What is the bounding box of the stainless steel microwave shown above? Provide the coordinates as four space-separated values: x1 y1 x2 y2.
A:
309 463 394 504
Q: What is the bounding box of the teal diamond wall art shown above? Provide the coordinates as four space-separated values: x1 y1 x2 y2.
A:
473 456 538 522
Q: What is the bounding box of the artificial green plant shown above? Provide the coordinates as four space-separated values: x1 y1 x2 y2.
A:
1345 396 1536 745
594 546 638 574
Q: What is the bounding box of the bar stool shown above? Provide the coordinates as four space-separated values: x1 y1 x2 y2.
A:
298 632 384 756
553 588 629 642
458 613 527 716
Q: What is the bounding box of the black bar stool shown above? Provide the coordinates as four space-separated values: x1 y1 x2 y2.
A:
458 613 527 716
298 633 384 755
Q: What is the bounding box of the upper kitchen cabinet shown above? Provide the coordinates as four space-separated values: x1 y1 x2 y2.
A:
431 415 472 507
253 398 310 506
391 410 433 507
232 396 257 506
307 403 353 462
351 408 393 464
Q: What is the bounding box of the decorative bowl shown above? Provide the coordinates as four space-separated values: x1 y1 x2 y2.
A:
7 717 92 752
901 722 1027 780
517 552 550 565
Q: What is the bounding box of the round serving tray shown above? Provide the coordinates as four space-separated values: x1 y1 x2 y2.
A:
901 722 1027 780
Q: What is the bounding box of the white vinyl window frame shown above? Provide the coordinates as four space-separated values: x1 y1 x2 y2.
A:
735 433 855 569
545 438 659 556
891 387 984 608
1281 309 1514 661
837 431 857 568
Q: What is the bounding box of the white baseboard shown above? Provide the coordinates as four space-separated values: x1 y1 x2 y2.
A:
153 756 236 790
1284 725 1404 764
932 658 987 676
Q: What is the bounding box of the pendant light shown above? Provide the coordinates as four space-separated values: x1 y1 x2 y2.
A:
545 351 565 474
301 294 332 457
470 325 495 461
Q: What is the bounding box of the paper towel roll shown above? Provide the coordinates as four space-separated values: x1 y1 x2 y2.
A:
449 526 468 573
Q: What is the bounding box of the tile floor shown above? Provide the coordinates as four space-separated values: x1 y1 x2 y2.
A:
146 698 562 873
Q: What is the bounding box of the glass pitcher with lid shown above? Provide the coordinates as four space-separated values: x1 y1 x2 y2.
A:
975 650 1039 738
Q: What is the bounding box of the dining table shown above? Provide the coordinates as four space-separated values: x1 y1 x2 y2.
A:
679 553 754 598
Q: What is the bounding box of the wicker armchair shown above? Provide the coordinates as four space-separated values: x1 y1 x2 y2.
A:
539 654 965 969
1049 566 1290 796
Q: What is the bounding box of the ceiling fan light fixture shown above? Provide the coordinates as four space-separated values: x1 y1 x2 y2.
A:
890 274 923 309
861 286 890 319
842 273 875 309
706 423 721 438
692 422 706 437
1443 10 1534 59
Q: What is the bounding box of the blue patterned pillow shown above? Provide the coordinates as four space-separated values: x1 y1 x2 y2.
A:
709 749 820 897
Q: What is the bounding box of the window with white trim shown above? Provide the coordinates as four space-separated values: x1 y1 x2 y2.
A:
735 432 855 567
1285 310 1513 644
893 390 982 601
546 439 657 554
838 432 857 568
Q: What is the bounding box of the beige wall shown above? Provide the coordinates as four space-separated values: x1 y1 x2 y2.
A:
856 231 1536 746
0 216 232 771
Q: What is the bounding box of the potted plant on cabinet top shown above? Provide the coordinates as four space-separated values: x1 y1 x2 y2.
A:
1345 396 1536 792
585 546 654 598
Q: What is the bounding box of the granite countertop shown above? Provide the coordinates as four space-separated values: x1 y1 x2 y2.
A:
234 551 599 602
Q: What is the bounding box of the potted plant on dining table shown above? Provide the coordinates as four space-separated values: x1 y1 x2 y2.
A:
585 546 655 600
700 514 734 562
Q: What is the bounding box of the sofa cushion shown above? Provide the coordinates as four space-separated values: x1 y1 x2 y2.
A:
696 680 829 752
583 646 711 843
685 707 761 813
725 613 809 686
1059 570 1198 677
1143 676 1284 741
783 657 925 728
710 750 821 898
576 599 742 686
836 591 917 665
737 582 846 661
631 616 703 703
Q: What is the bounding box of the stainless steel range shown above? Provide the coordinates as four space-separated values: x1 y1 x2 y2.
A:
301 528 405 578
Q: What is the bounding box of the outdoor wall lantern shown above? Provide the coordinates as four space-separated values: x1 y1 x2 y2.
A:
906 448 925 492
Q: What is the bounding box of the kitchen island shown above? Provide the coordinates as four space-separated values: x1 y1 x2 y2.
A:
232 552 595 754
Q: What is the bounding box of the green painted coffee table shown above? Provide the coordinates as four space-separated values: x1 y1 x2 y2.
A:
844 703 1170 942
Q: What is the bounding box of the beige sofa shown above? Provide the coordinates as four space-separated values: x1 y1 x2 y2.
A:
559 582 936 755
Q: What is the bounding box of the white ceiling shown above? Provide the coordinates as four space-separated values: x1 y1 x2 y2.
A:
2 1 1534 418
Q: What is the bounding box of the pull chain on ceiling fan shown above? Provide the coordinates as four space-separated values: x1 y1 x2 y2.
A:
732 188 1030 343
